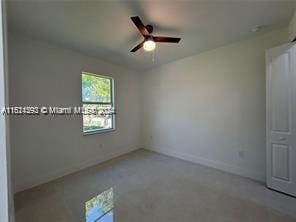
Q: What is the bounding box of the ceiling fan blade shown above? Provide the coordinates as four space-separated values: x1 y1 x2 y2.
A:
130 40 145 52
130 16 150 36
153 36 181 43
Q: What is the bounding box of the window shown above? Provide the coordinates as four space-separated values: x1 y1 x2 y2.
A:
82 72 115 134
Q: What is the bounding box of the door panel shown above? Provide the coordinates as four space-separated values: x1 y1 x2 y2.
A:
270 53 290 132
271 143 290 181
266 43 296 196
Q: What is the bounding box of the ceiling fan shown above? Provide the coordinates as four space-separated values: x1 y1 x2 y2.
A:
130 16 181 52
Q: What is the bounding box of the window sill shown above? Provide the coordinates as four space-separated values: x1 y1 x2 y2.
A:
83 128 115 136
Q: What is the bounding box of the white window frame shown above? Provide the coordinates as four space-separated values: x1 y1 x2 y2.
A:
82 72 115 135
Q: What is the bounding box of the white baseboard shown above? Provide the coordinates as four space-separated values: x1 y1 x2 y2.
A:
146 146 265 182
14 146 139 193
15 146 264 193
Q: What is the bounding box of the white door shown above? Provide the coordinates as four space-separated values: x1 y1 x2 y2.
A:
266 43 296 196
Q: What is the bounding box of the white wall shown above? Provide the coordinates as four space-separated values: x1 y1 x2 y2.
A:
8 33 142 193
0 1 9 220
289 10 296 41
142 28 288 181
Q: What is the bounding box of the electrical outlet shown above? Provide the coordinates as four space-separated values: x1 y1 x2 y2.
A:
150 135 153 140
99 144 103 148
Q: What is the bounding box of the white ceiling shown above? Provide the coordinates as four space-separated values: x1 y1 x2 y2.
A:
6 0 296 71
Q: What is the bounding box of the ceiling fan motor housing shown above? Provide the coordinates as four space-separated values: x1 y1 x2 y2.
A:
145 25 153 34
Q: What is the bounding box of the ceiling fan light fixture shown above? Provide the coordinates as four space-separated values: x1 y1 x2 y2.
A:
143 39 156 51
